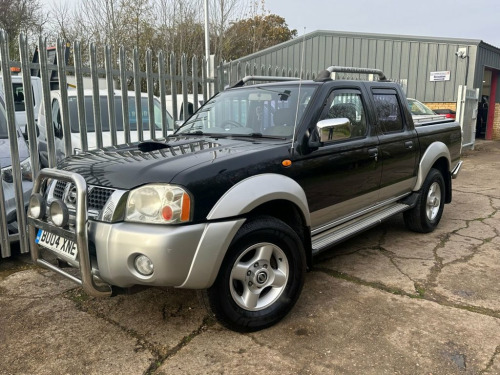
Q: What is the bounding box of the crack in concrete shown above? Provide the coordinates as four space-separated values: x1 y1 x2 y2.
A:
479 345 500 375
62 287 217 375
314 266 500 320
378 247 416 284
312 267 422 299
143 315 216 375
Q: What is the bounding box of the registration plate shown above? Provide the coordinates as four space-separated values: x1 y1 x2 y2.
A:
35 229 78 261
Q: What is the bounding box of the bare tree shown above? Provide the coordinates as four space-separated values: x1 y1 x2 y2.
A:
0 0 48 57
210 0 247 61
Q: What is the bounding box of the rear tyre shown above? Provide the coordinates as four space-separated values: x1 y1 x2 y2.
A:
404 168 445 233
203 216 306 332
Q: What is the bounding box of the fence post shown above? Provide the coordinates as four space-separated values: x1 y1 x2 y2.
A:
192 56 199 112
158 51 168 137
56 39 72 158
119 46 131 144
170 52 178 122
90 43 103 149
146 49 155 139
0 30 16 257
202 57 208 103
104 45 117 146
73 41 88 152
133 47 143 142
39 37 57 167
19 34 40 177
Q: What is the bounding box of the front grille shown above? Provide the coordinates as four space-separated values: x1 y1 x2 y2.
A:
53 181 66 199
50 181 116 213
88 187 114 210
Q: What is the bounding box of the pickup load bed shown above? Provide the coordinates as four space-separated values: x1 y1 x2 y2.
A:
27 66 462 332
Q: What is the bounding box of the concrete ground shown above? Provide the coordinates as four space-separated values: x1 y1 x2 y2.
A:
1 140 499 375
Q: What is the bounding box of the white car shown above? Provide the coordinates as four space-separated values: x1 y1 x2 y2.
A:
165 94 204 122
407 98 446 122
37 90 174 167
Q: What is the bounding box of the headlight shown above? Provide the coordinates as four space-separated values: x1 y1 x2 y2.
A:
125 184 192 224
1 158 32 182
20 158 32 181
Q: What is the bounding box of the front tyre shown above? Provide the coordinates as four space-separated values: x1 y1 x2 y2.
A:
404 168 445 233
204 216 306 332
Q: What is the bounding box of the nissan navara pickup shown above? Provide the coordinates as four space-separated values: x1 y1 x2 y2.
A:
27 66 463 332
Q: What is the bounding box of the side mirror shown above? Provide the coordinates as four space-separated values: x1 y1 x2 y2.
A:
54 122 63 139
316 118 351 143
23 123 40 141
23 124 29 141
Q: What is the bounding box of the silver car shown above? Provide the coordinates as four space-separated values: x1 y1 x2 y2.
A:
0 91 33 240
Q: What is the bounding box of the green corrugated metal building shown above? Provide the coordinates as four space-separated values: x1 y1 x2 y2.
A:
225 30 500 139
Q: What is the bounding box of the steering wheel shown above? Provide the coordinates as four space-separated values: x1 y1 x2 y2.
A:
221 120 243 130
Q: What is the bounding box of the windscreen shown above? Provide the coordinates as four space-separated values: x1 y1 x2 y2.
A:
176 84 317 138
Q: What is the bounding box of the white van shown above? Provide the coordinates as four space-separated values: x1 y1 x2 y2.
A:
37 90 174 167
0 75 42 133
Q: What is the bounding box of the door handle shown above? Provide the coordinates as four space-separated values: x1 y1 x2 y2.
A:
404 141 413 149
368 147 378 162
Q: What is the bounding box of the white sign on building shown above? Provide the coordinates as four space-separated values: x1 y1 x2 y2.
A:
430 71 451 82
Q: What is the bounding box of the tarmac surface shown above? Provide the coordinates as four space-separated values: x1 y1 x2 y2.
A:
1 140 499 375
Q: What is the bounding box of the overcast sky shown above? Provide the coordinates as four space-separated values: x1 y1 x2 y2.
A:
43 0 500 49
265 0 500 49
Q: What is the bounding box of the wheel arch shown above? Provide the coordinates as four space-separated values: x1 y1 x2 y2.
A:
414 142 451 197
207 173 311 227
207 173 312 267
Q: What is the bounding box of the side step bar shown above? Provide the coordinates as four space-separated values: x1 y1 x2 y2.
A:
311 203 409 255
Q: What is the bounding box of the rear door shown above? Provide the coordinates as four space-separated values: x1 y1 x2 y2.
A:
369 87 418 202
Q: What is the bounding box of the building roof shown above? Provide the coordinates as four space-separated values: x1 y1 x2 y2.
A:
231 29 498 62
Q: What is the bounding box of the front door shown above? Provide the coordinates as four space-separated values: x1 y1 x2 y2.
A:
294 87 382 231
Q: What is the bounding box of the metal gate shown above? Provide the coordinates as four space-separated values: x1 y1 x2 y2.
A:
456 85 480 150
0 30 216 258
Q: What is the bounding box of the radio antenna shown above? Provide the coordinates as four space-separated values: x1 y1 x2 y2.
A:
291 27 306 157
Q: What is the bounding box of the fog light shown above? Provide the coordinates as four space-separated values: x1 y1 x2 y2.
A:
49 199 69 227
29 193 45 219
134 255 154 276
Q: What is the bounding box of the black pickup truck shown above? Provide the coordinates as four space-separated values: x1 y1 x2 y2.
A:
27 66 462 332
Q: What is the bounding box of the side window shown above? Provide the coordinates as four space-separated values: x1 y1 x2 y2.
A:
13 83 25 111
373 93 404 133
321 90 367 139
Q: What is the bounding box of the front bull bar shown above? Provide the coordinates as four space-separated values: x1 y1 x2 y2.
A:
27 169 112 297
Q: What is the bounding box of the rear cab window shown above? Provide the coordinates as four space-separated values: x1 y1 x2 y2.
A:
371 89 405 133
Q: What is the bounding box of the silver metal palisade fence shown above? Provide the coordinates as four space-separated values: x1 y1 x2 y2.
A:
0 30 218 258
